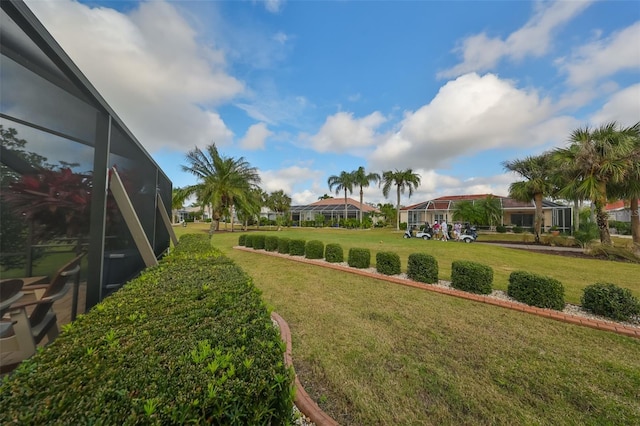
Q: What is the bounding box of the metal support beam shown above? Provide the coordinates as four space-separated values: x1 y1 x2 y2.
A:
156 193 178 247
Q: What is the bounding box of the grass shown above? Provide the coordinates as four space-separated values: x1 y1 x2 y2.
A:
173 224 640 425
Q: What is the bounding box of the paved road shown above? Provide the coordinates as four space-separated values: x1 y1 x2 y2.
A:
477 242 584 253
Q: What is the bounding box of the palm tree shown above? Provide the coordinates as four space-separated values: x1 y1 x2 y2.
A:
381 169 421 231
451 200 483 225
171 187 188 224
182 144 261 236
327 171 355 223
503 153 555 243
553 122 638 246
266 189 292 230
236 187 265 231
352 166 380 226
477 195 503 228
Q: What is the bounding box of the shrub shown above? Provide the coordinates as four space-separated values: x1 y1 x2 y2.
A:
512 225 523 234
407 253 438 284
376 252 401 275
244 234 255 248
252 234 266 250
507 271 565 310
348 248 371 269
277 237 290 254
450 261 493 295
581 283 640 321
238 234 247 246
496 225 507 233
325 243 344 263
289 239 306 256
305 240 324 259
0 234 294 424
265 236 279 252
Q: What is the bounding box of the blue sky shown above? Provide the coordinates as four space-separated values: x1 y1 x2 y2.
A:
25 0 640 206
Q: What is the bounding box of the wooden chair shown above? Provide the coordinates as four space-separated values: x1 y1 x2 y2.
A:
8 252 85 345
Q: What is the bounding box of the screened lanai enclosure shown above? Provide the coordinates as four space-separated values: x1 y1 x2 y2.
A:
1 1 174 313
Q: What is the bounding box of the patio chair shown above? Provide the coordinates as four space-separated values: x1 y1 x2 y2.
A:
1 279 37 373
8 252 85 345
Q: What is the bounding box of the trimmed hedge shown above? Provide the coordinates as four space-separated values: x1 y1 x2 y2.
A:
265 236 279 252
289 239 306 256
238 234 247 246
277 238 290 254
348 248 370 269
376 251 401 275
581 283 640 321
451 260 493 295
507 271 565 311
0 234 294 425
325 243 344 263
252 234 266 250
305 240 324 259
244 234 255 248
407 253 438 284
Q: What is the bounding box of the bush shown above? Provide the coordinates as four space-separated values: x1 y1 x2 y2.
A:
244 234 255 248
507 271 565 310
573 222 599 248
407 253 438 284
450 261 493 295
376 252 401 275
252 234 266 250
238 234 247 246
264 236 279 252
305 240 324 259
289 239 306 256
348 248 371 269
400 222 408 231
0 234 294 425
324 243 344 263
496 225 507 233
581 283 640 321
512 225 523 234
277 238 290 254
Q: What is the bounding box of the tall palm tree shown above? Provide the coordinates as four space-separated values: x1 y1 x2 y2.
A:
477 195 503 228
266 189 292 230
327 171 355 223
381 169 421 231
171 186 188 224
182 144 261 236
553 122 637 246
503 153 555 243
352 166 380 226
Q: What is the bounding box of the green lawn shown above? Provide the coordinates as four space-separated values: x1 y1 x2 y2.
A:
174 225 640 425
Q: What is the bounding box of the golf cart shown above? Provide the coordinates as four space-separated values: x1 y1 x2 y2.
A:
403 225 432 240
457 225 478 243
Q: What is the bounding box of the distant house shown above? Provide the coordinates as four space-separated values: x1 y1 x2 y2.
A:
400 194 572 231
289 197 379 225
606 200 640 222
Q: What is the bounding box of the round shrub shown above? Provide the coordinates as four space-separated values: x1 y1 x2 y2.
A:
238 234 247 246
451 260 493 295
265 236 279 252
325 243 344 263
289 239 306 256
305 240 325 259
507 271 565 311
496 225 507 233
244 234 255 248
376 251 401 275
348 248 370 269
407 253 438 284
277 238 290 254
252 234 266 250
581 283 640 321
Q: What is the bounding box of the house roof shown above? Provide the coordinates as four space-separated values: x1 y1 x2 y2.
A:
402 194 566 211
606 200 640 211
291 197 378 213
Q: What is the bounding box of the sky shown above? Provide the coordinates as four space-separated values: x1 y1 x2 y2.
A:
23 0 640 207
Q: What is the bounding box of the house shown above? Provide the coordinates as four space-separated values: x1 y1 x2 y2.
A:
289 197 379 225
400 194 572 231
606 200 640 223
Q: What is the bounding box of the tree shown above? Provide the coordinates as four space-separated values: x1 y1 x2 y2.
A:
477 195 503 228
381 169 421 231
236 187 265 231
181 144 261 237
503 153 555 243
318 194 333 200
376 203 396 227
553 122 637 246
451 200 483 225
266 190 292 230
327 171 355 223
171 187 189 223
352 166 380 226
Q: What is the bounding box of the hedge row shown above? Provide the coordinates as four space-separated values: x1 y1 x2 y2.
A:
237 233 638 320
0 234 294 425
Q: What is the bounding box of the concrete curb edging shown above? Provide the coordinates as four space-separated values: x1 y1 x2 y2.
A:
238 247 640 339
271 312 339 426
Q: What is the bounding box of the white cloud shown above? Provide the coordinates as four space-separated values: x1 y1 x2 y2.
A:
259 166 323 195
264 0 285 14
590 84 640 127
558 22 640 86
369 73 561 171
439 0 592 78
239 123 272 150
310 111 386 153
25 0 242 151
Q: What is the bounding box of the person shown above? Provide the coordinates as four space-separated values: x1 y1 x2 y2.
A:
453 222 462 241
432 220 441 240
441 220 449 241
